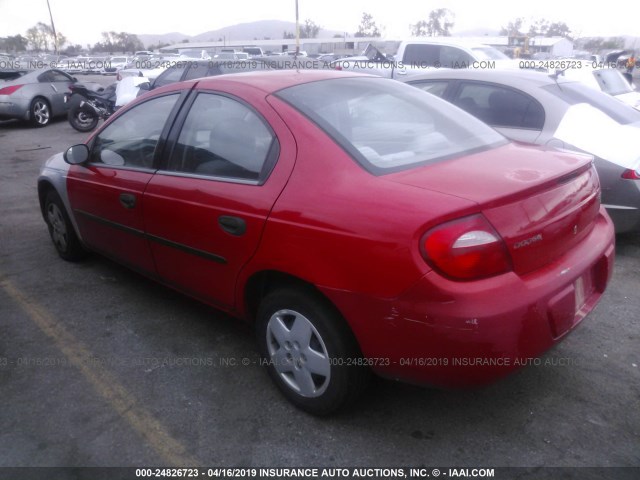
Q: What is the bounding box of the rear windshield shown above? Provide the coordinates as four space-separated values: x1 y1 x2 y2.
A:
592 69 633 96
471 47 509 61
543 81 640 124
275 77 507 175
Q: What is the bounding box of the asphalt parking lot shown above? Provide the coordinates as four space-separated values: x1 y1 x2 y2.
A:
0 75 638 475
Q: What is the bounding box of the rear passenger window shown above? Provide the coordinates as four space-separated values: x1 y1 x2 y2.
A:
410 81 449 98
168 93 278 182
454 83 545 130
439 46 475 68
153 65 185 88
183 62 212 81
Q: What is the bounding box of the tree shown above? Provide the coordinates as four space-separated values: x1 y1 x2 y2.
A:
0 34 28 53
502 17 573 40
26 25 44 51
411 8 455 36
116 32 143 53
62 44 83 56
411 21 428 37
499 17 524 36
98 31 143 53
100 31 117 51
602 37 625 49
55 32 67 51
428 8 454 36
300 19 321 39
24 22 65 52
355 12 381 37
546 22 572 40
283 31 296 39
528 19 549 37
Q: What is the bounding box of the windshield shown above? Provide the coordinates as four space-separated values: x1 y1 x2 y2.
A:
592 69 634 96
543 81 640 125
554 103 640 169
471 47 509 61
276 77 507 175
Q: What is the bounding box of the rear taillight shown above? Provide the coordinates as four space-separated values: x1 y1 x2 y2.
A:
622 168 640 179
421 214 512 280
0 84 23 95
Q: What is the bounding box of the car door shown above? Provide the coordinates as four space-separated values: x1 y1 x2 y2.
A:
142 89 296 309
408 79 454 99
398 44 441 79
450 81 545 144
438 46 476 68
66 93 181 274
38 70 73 114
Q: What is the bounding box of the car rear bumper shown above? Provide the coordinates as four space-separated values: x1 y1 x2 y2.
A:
0 99 30 120
605 205 640 233
602 178 640 233
321 208 615 388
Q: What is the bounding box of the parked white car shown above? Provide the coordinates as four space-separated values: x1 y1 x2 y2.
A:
560 66 640 110
101 56 130 75
335 39 519 79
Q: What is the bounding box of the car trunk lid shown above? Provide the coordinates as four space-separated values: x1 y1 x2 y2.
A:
385 143 601 275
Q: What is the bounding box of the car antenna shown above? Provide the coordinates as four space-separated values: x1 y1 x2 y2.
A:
548 66 570 90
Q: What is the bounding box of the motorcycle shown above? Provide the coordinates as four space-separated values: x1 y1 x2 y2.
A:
65 82 118 132
65 76 149 132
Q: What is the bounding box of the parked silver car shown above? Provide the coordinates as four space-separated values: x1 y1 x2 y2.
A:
0 68 77 127
405 69 640 233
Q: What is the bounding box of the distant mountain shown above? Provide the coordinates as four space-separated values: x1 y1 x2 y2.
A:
137 32 192 47
136 20 344 48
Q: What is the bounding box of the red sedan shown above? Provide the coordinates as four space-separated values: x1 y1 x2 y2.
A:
38 70 615 414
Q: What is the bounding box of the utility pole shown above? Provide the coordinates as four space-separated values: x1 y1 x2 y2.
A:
295 0 300 55
46 0 59 54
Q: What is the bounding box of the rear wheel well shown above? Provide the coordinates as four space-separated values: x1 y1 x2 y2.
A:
243 271 363 358
244 271 336 324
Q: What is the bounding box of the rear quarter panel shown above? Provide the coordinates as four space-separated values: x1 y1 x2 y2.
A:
238 95 479 302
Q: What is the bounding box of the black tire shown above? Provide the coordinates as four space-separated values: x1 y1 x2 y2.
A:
44 190 87 261
68 103 99 132
256 287 369 415
29 97 51 127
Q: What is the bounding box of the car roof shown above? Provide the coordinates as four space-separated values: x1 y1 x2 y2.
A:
193 69 370 93
1 68 53 84
406 68 577 88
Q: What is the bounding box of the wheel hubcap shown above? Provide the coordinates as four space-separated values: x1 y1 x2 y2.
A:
34 101 50 124
76 111 94 127
266 309 331 398
47 203 68 251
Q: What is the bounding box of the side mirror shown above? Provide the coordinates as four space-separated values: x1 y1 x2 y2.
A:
63 144 90 165
100 149 125 166
72 77 78 82
138 82 150 91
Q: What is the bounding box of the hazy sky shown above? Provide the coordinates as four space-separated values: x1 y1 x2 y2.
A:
1 0 637 46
